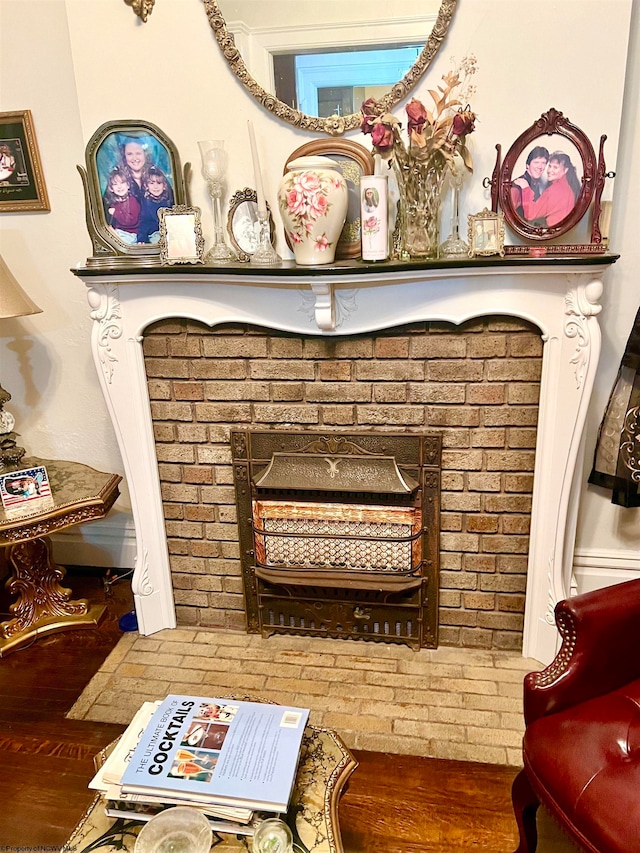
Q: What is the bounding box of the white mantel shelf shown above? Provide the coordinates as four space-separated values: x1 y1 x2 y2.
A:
74 254 618 665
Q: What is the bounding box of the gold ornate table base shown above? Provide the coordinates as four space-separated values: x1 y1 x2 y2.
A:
0 536 106 656
0 458 121 657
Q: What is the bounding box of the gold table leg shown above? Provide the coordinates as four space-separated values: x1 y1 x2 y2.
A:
0 536 106 656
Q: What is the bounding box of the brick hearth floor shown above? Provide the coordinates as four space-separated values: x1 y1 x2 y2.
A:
68 628 545 767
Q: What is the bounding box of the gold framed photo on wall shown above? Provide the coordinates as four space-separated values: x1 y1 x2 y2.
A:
0 110 50 212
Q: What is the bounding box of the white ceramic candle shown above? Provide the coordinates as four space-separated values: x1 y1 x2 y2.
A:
360 175 389 261
247 121 267 216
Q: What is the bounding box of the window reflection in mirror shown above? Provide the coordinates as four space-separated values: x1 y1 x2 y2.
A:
274 45 422 117
219 0 440 119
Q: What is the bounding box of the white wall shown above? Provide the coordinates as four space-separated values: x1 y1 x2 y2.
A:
574 0 640 586
0 0 637 581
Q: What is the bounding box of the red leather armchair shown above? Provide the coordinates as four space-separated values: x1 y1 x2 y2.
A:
512 577 640 853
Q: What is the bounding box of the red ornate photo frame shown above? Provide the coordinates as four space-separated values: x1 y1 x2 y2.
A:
486 108 613 253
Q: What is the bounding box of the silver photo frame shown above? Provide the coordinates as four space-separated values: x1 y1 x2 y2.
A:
227 187 276 262
159 205 205 265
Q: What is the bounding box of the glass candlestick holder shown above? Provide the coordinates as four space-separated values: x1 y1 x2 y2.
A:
198 139 237 264
439 161 469 259
250 210 281 266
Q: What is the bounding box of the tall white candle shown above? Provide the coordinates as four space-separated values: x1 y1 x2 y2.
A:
247 120 267 216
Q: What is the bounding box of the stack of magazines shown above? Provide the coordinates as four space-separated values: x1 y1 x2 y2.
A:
89 694 310 836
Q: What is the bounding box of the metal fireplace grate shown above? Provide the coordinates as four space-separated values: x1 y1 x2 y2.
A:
253 500 421 572
232 430 441 649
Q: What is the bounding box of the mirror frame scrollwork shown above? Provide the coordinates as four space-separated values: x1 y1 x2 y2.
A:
202 0 458 136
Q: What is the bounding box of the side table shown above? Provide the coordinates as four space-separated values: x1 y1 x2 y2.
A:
62 725 357 853
0 457 122 656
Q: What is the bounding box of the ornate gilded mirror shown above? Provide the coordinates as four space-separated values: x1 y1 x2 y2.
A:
203 0 458 135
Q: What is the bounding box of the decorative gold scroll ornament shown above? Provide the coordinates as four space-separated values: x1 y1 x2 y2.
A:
124 0 155 22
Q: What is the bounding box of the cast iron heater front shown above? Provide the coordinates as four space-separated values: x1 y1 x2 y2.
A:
232 430 441 649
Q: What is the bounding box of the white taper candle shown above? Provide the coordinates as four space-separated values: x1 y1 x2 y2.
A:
247 120 267 216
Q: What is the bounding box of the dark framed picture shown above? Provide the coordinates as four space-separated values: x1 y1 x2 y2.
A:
226 187 276 262
0 110 50 212
78 119 187 266
490 108 609 249
468 208 505 257
159 205 205 265
283 139 374 259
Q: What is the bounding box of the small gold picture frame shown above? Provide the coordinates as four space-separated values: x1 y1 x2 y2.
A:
159 205 205 265
468 208 505 257
0 110 50 212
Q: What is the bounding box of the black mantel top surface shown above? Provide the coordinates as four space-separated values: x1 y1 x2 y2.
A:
72 253 619 279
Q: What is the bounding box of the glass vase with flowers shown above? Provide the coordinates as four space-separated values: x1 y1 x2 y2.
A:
360 57 477 259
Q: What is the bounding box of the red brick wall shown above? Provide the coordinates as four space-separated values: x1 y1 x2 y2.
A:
143 317 542 650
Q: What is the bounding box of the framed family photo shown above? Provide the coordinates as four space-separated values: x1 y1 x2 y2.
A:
490 108 608 248
78 119 187 266
0 110 50 212
159 205 205 265
468 209 505 257
0 464 53 517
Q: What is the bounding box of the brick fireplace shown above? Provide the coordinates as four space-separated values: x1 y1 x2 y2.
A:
77 258 613 664
142 318 541 651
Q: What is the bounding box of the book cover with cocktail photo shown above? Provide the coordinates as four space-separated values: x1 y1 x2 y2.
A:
119 695 310 814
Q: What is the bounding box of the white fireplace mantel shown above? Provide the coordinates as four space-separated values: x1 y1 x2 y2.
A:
75 256 617 665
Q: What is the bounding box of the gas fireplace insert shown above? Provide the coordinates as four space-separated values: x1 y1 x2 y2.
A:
231 430 441 649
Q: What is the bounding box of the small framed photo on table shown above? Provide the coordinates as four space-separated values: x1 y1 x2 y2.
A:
468 208 505 257
159 205 205 265
0 465 54 517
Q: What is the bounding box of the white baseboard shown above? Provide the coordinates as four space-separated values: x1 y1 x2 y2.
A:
50 511 136 569
573 547 640 593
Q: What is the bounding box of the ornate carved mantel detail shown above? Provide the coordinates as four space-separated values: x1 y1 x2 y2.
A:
564 278 603 389
87 284 122 383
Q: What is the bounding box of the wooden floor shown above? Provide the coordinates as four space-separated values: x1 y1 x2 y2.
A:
0 569 522 852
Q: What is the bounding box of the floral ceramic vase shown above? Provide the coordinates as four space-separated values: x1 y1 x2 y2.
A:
278 156 348 265
393 155 447 260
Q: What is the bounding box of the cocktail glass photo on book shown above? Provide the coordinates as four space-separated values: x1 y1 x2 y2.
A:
169 749 219 782
194 702 238 723
181 721 229 750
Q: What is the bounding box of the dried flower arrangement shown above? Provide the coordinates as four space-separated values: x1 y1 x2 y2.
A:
360 55 478 174
359 56 478 258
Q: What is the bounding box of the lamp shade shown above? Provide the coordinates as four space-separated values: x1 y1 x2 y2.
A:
0 255 42 320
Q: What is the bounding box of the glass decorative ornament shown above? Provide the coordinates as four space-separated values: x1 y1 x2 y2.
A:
439 156 470 258
198 140 237 264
